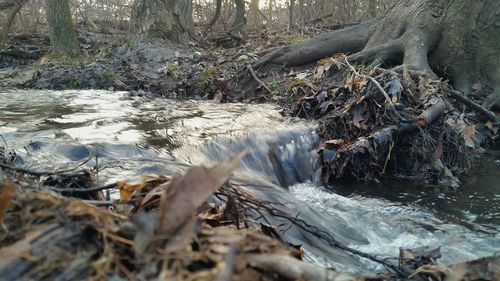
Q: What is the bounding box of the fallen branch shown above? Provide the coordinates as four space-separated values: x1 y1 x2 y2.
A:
246 64 273 93
330 100 446 181
344 58 416 123
444 87 497 122
49 182 117 194
221 184 405 275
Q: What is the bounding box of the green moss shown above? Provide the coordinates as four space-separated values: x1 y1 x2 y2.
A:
288 78 307 90
105 73 118 83
69 78 82 89
36 52 97 65
284 35 308 45
200 67 217 84
267 80 278 91
163 63 180 77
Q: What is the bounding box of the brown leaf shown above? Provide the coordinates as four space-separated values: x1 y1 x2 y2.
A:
461 125 477 148
118 180 149 201
157 150 247 235
345 75 364 92
0 181 16 229
433 142 443 161
117 174 170 201
314 65 325 79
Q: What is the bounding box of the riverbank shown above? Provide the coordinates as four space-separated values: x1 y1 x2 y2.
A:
1 153 498 280
1 30 498 187
0 87 498 279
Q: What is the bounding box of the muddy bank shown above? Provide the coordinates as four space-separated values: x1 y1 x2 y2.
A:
223 55 499 187
0 30 277 101
1 30 499 187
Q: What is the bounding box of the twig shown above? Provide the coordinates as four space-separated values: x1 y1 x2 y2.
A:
55 157 93 173
0 135 8 148
217 244 239 281
381 141 394 175
49 182 117 193
246 64 273 93
223 184 405 275
83 199 134 207
344 58 415 123
444 87 497 122
0 161 67 176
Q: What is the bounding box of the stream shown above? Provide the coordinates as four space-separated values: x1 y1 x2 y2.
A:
0 89 499 273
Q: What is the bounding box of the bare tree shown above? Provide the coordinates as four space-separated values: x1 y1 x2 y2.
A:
255 0 500 107
128 0 194 44
232 0 245 34
44 0 79 55
0 0 26 47
248 0 259 28
287 0 294 31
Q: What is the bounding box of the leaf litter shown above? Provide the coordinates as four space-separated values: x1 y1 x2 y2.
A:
1 149 498 280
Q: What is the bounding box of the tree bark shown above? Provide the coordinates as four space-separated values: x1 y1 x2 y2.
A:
287 0 295 31
205 0 222 31
254 0 500 107
44 0 79 56
248 0 259 28
231 0 245 34
0 0 26 47
128 0 194 44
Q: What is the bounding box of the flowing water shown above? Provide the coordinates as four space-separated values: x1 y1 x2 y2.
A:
0 89 498 273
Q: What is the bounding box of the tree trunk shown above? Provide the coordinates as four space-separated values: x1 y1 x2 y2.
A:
128 0 194 44
44 0 79 56
205 0 222 31
254 0 500 109
287 0 295 31
0 0 26 47
231 0 245 34
267 0 275 25
248 0 259 28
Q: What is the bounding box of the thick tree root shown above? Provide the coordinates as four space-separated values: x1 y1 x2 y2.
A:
253 20 377 69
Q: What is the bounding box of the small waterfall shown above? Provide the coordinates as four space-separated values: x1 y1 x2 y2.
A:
184 125 321 187
1 89 498 274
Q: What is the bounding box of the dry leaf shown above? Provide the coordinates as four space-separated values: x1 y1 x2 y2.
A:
314 66 325 79
118 180 149 201
461 125 477 148
117 175 170 201
0 181 16 229
157 150 247 235
433 143 443 161
344 75 366 92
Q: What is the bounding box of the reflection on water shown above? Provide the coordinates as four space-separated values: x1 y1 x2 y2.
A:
0 89 498 273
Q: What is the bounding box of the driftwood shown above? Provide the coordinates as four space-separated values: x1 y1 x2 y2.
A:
444 87 498 122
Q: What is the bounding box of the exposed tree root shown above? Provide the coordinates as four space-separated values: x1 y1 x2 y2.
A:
253 20 377 69
236 0 500 185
